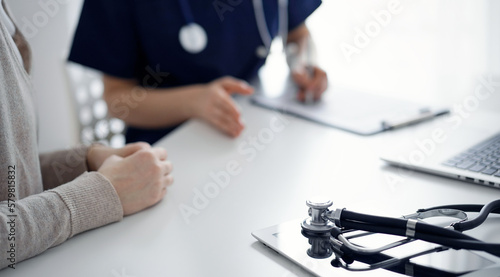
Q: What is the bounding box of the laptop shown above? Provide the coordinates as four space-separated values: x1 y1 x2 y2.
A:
380 108 500 189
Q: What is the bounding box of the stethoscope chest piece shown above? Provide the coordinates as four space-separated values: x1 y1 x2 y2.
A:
179 23 207 54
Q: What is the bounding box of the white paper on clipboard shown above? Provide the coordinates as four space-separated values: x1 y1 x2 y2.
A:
251 84 448 136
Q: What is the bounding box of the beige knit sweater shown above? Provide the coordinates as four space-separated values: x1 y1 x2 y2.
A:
0 8 123 270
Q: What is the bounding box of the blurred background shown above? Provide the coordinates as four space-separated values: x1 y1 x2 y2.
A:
5 0 500 152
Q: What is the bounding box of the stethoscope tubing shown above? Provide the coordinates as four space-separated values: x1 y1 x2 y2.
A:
420 200 500 231
329 199 500 257
337 218 500 257
418 204 500 213
178 0 195 24
339 199 500 237
339 210 473 239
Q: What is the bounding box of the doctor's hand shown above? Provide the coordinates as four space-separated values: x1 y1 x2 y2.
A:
292 66 328 103
98 148 174 216
87 142 151 172
191 76 254 137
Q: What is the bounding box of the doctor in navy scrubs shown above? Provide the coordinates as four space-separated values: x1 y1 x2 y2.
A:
69 0 328 144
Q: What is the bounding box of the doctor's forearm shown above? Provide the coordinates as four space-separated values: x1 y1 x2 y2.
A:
103 77 203 128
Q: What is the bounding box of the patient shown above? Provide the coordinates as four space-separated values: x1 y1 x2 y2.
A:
0 1 173 270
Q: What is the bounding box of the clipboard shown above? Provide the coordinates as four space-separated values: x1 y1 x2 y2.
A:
251 85 449 136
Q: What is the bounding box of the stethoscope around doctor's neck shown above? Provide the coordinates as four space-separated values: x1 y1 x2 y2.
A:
177 0 289 58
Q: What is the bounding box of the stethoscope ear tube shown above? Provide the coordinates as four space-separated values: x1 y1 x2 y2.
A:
340 210 471 239
339 219 500 257
413 201 500 231
451 199 500 231
337 207 500 257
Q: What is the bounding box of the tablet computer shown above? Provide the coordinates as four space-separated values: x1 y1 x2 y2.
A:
252 219 500 277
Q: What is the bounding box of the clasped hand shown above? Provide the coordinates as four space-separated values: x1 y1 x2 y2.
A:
87 142 173 215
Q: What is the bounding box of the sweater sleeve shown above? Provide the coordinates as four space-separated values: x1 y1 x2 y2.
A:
0 172 123 270
39 145 90 190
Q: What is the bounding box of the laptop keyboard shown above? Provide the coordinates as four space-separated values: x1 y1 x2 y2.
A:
443 133 500 178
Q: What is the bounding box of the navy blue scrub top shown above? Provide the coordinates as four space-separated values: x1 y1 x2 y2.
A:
69 0 322 144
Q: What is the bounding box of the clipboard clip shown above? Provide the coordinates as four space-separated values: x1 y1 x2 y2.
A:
381 108 449 131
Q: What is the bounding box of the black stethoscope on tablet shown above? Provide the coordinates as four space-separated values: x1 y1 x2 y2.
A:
301 199 500 271
177 0 289 58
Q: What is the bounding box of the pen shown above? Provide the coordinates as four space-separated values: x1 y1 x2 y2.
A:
381 109 450 130
304 66 315 105
303 36 316 105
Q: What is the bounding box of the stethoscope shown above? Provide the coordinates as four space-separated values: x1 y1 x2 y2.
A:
177 0 288 58
301 199 500 272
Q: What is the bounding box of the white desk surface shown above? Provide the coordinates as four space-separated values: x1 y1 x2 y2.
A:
5 98 500 277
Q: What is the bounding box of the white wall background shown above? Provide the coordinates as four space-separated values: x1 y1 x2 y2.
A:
307 0 500 107
4 0 499 152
